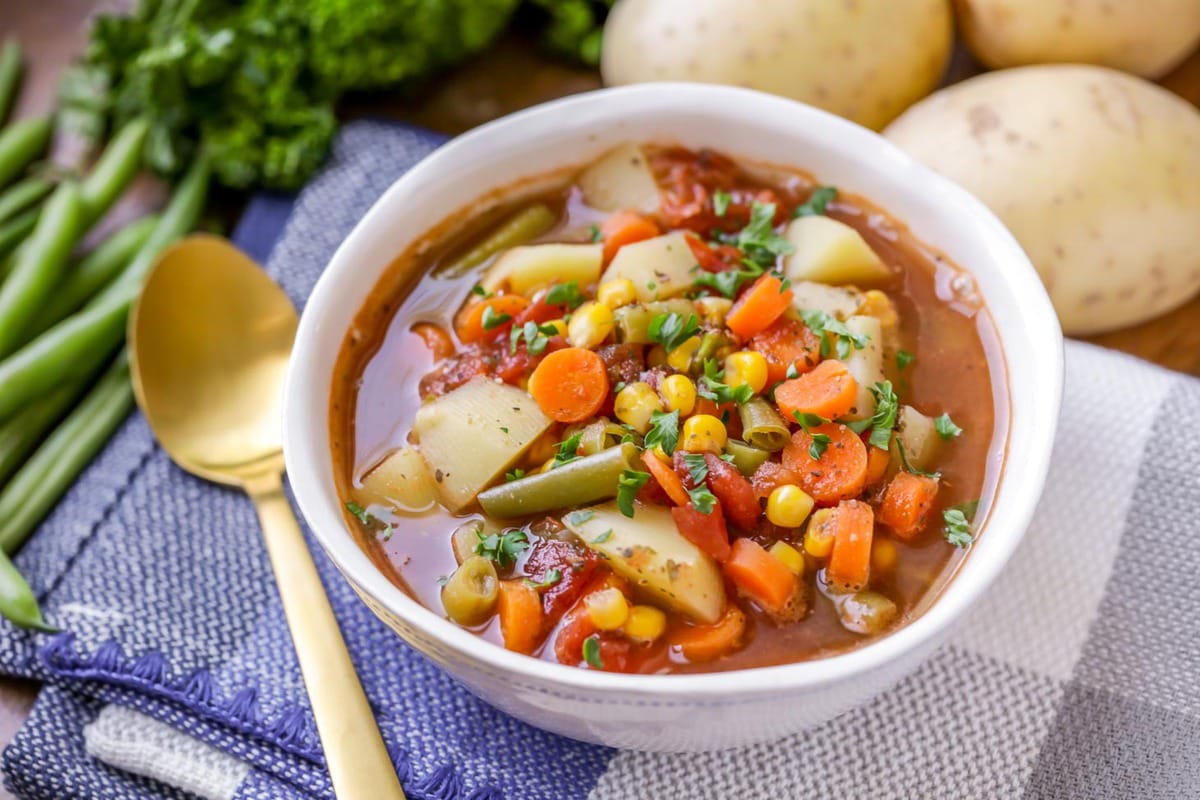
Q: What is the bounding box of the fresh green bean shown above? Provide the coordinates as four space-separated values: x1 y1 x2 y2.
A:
724 439 772 476
613 299 696 344
0 181 84 358
478 443 639 519
438 204 556 278
0 549 54 632
0 352 134 555
693 330 732 367
576 418 633 456
0 176 51 225
0 208 36 264
0 116 52 190
0 39 21 125
738 398 791 452
0 381 84 486
78 118 149 228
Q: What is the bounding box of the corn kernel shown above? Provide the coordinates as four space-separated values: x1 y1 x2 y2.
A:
622 604 667 643
585 588 629 631
766 485 815 528
597 278 637 309
872 538 898 573
680 414 727 454
542 318 568 337
695 296 733 326
648 443 671 462
859 290 899 330
567 301 615 349
614 381 664 434
667 335 703 372
769 541 806 576
724 350 769 395
646 344 668 368
804 509 836 559
660 374 697 416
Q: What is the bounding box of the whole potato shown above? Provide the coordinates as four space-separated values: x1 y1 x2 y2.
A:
601 0 953 130
956 0 1200 79
885 66 1200 335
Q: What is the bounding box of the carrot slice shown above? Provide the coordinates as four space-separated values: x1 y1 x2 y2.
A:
455 294 529 344
601 210 660 262
877 472 939 539
497 580 544 654
774 359 859 420
865 444 891 487
528 347 610 423
826 500 874 593
642 450 689 506
410 322 455 361
750 316 822 384
724 538 798 614
725 275 793 340
668 605 747 662
782 423 868 505
750 461 802 500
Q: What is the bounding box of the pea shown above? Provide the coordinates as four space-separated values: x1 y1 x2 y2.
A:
441 556 499 626
837 590 898 635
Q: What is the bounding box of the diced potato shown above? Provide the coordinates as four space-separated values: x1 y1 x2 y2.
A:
562 502 726 624
841 315 884 421
481 243 603 296
600 232 698 302
413 377 553 511
789 280 864 320
784 216 893 286
359 446 438 513
889 405 941 473
577 143 662 214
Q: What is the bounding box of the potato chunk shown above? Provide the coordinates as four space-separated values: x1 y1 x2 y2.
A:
600 232 698 302
784 216 892 286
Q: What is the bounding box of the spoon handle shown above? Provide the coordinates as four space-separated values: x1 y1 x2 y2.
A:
246 471 406 800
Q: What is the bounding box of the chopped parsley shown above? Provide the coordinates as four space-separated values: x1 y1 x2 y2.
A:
582 634 603 668
934 413 963 440
510 320 559 355
344 501 375 526
896 350 914 370
526 568 563 590
865 381 899 451
504 468 526 482
792 412 829 430
798 309 870 360
688 485 717 514
681 453 709 485
717 201 795 269
591 529 614 544
712 190 731 217
553 431 583 467
644 410 680 456
942 508 974 548
566 509 596 526
648 312 701 352
699 359 754 405
474 528 530 568
692 266 760 299
589 224 602 243
792 186 837 218
680 453 717 513
471 284 492 299
792 412 831 460
616 469 651 518
785 363 800 380
546 281 585 309
481 305 512 330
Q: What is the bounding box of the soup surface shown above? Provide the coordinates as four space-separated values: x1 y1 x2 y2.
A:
331 144 1006 674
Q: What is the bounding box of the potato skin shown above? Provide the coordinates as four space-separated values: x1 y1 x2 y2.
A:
884 65 1200 335
955 0 1200 79
601 0 953 130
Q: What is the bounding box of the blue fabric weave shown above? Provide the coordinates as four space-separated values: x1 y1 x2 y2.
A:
0 121 616 799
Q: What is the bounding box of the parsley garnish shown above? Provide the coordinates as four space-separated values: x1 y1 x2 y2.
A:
644 410 680 456
785 364 800 380
566 509 596 526
712 190 731 217
510 320 559 355
792 412 829 430
589 224 602 243
616 470 650 518
344 501 375 526
692 266 760 298
526 568 563 590
943 508 974 548
471 284 492 299
896 350 914 370
792 186 837 218
934 413 963 440
582 635 603 668
648 312 701 352
798 309 870 360
474 529 530 568
504 468 526 482
699 359 754 405
681 453 709 485
591 529 614 544
866 381 899 451
680 453 716 513
481 305 512 330
546 281 585 309
718 201 795 269
553 431 583 467
792 412 832 460
688 485 717 514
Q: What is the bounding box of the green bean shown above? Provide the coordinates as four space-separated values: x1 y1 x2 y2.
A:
441 555 499 626
738 398 791 452
0 352 134 555
438 204 556 278
0 176 52 225
693 330 732 367
0 549 54 632
0 208 36 264
0 381 84 486
0 116 52 190
613 300 696 344
576 418 632 456
78 118 149 228
724 439 772 476
0 181 84 358
478 443 639 519
0 39 21 125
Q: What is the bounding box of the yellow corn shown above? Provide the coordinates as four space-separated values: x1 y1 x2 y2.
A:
769 541 806 576
542 318 568 337
872 538 898 573
680 414 727 454
614 381 664 434
766 485 815 528
804 509 836 559
859 290 899 330
646 344 669 368
567 301 615 349
597 278 637 309
667 335 703 372
623 605 667 643
724 350 769 395
585 588 629 631
660 374 697 416
695 296 733 326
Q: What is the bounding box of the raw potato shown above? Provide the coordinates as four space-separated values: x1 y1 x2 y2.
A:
482 243 603 296
600 231 697 302
789 281 864 320
359 447 437 514
885 66 1200 335
578 143 662 214
956 0 1200 79
840 316 884 422
601 0 953 130
784 216 893 286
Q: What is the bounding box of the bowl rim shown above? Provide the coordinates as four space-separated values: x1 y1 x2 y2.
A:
283 82 1064 698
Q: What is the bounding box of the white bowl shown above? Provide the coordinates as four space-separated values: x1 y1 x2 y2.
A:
283 84 1063 752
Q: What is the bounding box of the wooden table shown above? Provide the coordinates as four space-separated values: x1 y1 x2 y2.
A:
3 2 1199 793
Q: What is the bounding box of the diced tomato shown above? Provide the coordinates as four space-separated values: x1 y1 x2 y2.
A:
686 234 742 274
554 603 597 666
417 348 492 398
523 538 600 625
514 292 567 327
596 343 646 388
494 336 566 385
671 502 731 562
750 316 822 385
702 453 761 531
750 461 803 501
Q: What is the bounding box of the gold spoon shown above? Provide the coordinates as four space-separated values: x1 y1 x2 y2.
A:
128 234 406 800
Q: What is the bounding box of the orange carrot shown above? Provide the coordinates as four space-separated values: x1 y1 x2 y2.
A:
750 316 822 384
877 472 939 539
410 322 455 361
774 359 859 420
455 294 529 344
725 275 793 340
782 423 868 505
865 445 891 487
750 461 802 500
528 347 610 423
497 580 544 654
668 605 747 663
642 450 689 506
601 210 660 262
826 500 874 592
723 538 798 614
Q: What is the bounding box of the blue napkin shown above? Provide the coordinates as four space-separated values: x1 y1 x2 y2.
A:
0 121 614 799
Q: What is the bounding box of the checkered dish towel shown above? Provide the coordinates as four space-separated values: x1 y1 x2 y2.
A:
0 121 1196 800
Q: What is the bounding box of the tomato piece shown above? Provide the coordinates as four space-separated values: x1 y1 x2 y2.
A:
750 461 803 501
523 538 600 625
702 454 761 531
671 502 732 562
750 316 822 385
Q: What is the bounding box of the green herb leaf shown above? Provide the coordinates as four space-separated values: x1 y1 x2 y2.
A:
942 508 974 548
951 499 980 520
616 470 651 518
896 440 939 478
526 568 563 590
648 312 701 352
681 452 709 486
713 190 731 217
471 284 492 298
791 411 829 431
844 418 873 434
785 363 800 380
644 410 681 456
504 468 527 482
510 320 559 355
699 359 754 405
553 431 584 467
692 267 760 299
566 509 596 526
688 485 717 514
589 224 602 243
582 634 603 668
474 529 530 568
896 350 914 370
344 501 375 526
867 381 899 451
799 309 870 360
808 433 832 460
546 281 585 309
481 305 512 331
591 529 614 544
934 412 963 440
717 201 795 269
792 186 837 218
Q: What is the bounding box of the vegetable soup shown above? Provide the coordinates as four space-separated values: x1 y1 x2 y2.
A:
330 144 1006 674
